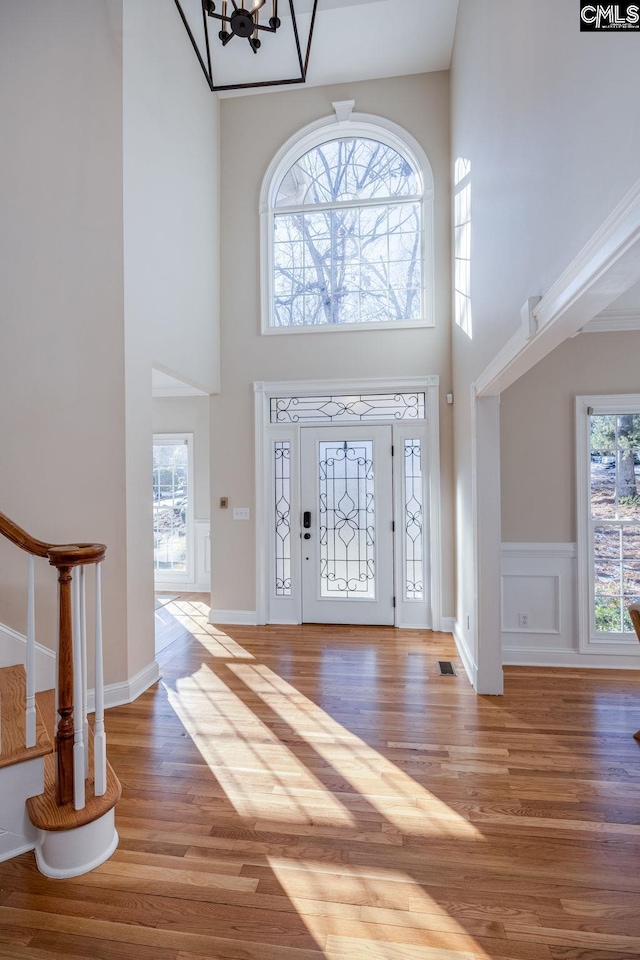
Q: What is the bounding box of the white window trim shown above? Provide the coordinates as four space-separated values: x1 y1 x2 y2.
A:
153 432 195 587
259 111 435 336
576 395 640 655
254 377 442 630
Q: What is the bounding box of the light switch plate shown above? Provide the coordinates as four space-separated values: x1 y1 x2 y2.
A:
232 507 250 521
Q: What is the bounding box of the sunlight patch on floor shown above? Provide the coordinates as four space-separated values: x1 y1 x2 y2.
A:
228 661 481 840
164 664 358 828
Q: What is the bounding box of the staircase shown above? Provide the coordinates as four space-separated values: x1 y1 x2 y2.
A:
0 511 121 878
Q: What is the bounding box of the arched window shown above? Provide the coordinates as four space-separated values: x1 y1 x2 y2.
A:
261 108 434 333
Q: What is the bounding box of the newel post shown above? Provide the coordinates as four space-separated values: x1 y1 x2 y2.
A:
55 563 75 805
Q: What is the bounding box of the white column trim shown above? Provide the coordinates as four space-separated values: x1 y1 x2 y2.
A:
475 175 640 398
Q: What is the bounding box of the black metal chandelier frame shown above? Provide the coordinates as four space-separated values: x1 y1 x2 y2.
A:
174 0 319 93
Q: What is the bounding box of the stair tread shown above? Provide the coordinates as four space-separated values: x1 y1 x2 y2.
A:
0 665 53 770
26 690 122 831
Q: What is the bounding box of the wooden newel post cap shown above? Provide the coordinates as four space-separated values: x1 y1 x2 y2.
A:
47 544 107 567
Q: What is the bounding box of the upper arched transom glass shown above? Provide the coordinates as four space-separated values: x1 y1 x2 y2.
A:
266 131 428 331
275 137 421 207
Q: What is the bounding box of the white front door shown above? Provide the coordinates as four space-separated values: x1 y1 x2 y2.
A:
300 426 394 625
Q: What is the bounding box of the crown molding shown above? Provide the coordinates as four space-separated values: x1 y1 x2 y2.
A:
581 309 640 333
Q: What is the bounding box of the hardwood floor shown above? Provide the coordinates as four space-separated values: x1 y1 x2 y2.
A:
1 596 640 959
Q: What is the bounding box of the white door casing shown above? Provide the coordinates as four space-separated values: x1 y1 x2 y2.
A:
254 377 442 630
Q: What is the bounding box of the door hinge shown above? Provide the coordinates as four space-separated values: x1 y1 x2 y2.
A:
392 520 395 533
393 596 396 608
391 445 394 456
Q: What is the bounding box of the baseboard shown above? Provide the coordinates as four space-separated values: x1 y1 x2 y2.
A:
452 620 477 687
0 622 56 691
440 616 455 633
1 622 160 711
503 647 640 669
87 660 162 712
209 610 258 626
0 836 35 865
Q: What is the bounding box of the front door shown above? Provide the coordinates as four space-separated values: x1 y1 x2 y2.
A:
300 426 394 625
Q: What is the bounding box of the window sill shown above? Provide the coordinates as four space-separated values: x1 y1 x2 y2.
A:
261 319 434 336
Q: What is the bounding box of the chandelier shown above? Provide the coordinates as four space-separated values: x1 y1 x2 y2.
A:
174 0 318 93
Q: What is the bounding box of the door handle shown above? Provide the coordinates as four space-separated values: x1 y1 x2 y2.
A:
303 511 311 529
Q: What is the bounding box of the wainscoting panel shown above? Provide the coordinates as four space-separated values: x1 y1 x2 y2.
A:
501 542 640 667
501 543 576 662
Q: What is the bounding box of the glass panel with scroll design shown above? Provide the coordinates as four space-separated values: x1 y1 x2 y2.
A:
274 441 291 597
271 393 425 424
318 440 375 599
404 439 424 601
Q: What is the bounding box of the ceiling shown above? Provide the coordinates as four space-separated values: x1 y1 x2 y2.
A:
179 0 460 96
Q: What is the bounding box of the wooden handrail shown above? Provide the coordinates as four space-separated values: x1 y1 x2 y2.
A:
0 509 107 805
0 510 105 566
0 510 53 558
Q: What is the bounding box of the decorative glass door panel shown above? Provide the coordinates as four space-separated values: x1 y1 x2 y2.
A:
301 426 394 625
319 439 375 599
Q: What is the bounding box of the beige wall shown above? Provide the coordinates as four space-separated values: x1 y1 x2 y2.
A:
0 0 221 686
152 397 211 521
0 0 128 683
451 0 640 663
501 331 640 543
212 72 453 616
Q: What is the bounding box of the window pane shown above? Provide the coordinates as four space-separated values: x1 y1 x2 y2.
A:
275 138 420 207
273 201 422 327
590 413 640 633
153 442 188 575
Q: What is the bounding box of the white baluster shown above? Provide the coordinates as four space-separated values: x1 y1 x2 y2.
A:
93 562 107 797
80 565 89 775
25 554 36 748
72 572 85 810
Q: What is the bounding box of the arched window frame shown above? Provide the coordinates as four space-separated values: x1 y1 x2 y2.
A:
260 106 435 335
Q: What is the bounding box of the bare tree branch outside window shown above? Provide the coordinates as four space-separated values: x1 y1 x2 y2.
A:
272 138 423 327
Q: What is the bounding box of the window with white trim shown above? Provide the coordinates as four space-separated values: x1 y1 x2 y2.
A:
153 434 194 582
577 396 640 644
261 111 434 333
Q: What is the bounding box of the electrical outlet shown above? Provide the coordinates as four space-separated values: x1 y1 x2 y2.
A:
232 507 250 521
519 612 530 628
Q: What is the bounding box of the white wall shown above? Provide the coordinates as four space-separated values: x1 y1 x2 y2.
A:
212 72 453 617
123 0 220 673
451 0 640 671
0 0 129 685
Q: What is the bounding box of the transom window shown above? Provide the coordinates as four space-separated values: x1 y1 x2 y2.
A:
262 115 433 334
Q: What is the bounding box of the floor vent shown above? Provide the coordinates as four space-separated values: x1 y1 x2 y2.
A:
437 661 457 676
